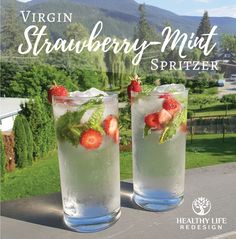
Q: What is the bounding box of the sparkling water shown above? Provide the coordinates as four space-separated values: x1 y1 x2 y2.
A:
52 93 120 232
132 86 188 211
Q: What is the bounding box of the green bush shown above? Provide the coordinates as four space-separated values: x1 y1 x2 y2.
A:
119 105 132 145
189 95 218 109
187 110 194 118
13 115 28 168
21 97 55 159
21 116 34 165
0 132 6 179
221 94 236 107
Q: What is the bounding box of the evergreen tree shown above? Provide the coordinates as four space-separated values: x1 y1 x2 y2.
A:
196 11 217 60
13 115 28 168
1 0 23 56
21 116 34 165
134 4 162 73
0 132 6 179
21 97 49 159
221 34 236 56
105 48 136 89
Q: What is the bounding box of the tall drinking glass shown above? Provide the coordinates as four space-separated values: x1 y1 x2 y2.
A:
131 84 188 211
52 93 120 232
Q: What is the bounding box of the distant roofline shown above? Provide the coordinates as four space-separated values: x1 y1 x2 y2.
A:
0 109 22 120
0 97 28 119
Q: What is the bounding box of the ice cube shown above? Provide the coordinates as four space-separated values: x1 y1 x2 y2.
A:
80 109 95 124
70 88 108 97
153 84 185 93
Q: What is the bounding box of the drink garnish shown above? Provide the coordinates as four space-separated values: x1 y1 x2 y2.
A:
48 82 68 103
56 98 104 147
56 98 119 149
159 108 187 144
127 75 142 101
79 129 103 150
143 94 187 143
162 97 181 116
103 115 118 137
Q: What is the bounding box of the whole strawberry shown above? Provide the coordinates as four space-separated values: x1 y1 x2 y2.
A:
48 83 68 104
127 75 142 100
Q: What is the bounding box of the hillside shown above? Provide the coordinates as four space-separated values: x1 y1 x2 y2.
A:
2 0 236 40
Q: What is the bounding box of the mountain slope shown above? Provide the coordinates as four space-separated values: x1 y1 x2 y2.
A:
69 0 236 35
4 0 236 39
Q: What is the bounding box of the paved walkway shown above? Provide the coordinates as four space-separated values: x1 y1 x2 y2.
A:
218 81 236 98
1 163 236 239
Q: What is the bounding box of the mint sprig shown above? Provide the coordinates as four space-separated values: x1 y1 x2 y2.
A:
56 98 104 146
133 85 156 101
159 108 187 144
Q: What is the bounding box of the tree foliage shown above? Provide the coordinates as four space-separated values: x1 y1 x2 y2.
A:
0 132 6 179
21 116 34 165
13 115 28 168
196 11 217 60
220 34 236 56
189 94 218 109
135 4 162 73
0 0 23 56
21 97 55 159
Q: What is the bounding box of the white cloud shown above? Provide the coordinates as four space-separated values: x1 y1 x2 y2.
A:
17 0 31 2
194 0 210 3
196 5 236 18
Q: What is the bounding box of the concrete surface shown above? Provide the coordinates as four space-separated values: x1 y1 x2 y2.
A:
1 163 236 239
218 81 236 98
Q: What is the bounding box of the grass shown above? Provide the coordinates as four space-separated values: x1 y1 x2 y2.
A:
1 134 236 201
189 102 236 117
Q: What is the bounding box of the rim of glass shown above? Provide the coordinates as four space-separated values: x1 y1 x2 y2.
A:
52 92 118 100
149 88 189 96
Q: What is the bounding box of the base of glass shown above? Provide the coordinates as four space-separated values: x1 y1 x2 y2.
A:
64 208 121 233
133 192 184 212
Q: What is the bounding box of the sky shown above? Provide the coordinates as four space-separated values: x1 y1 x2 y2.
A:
17 0 236 18
135 0 236 18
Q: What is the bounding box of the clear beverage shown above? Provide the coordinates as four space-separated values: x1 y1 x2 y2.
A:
131 85 188 211
52 93 120 232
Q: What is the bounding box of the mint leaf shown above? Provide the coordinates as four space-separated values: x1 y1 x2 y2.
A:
134 85 156 101
56 98 104 146
159 108 187 144
144 125 151 137
85 104 104 133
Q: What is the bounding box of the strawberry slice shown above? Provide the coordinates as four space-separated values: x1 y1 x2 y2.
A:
80 129 102 150
157 109 172 126
48 84 68 103
163 97 181 116
127 75 142 100
159 93 171 99
113 129 119 143
103 115 118 137
144 113 162 130
180 123 187 133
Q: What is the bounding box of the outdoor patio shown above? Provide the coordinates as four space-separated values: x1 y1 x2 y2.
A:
1 163 236 239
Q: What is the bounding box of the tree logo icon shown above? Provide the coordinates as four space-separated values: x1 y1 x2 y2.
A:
192 197 211 216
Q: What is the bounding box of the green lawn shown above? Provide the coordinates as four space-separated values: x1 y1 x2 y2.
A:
189 102 236 117
1 134 236 201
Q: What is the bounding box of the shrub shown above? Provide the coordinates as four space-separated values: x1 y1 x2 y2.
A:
13 115 28 168
187 110 194 118
0 132 6 179
189 95 218 109
21 116 34 165
21 97 53 159
221 94 236 107
119 104 132 145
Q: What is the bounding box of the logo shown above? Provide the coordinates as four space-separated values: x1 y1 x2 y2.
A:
176 196 227 231
192 197 211 216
